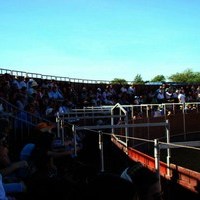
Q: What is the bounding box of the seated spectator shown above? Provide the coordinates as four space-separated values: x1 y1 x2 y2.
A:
121 162 163 200
27 79 38 96
178 89 186 104
153 106 163 118
155 86 165 104
0 141 28 180
0 173 16 200
0 118 29 195
31 123 77 179
0 118 29 180
85 172 136 200
48 85 63 100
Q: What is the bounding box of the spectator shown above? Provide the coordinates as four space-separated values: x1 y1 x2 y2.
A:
121 162 163 200
178 89 186 104
0 173 16 200
48 85 63 100
155 86 165 104
0 118 28 195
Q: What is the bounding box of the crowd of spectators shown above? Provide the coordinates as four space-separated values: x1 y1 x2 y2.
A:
0 73 200 121
0 72 200 199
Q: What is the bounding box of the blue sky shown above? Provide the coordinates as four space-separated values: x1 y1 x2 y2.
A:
1 0 200 82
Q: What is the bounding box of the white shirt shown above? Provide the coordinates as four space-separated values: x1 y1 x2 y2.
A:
0 174 8 200
178 93 186 103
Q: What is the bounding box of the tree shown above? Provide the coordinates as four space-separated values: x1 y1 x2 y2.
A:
111 78 128 85
151 75 166 82
133 74 144 84
168 69 200 83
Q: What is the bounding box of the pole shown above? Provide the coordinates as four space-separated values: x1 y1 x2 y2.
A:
166 120 171 176
99 131 104 172
72 125 77 157
154 139 161 186
56 112 61 138
60 116 65 146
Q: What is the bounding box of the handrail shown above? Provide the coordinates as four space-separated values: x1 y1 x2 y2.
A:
0 68 111 84
0 96 52 148
0 97 50 124
3 67 200 85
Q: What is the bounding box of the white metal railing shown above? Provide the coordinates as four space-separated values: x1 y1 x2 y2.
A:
54 102 200 187
0 68 111 84
73 118 169 173
55 103 169 172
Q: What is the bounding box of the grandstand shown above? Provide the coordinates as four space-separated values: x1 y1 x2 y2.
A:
0 68 200 199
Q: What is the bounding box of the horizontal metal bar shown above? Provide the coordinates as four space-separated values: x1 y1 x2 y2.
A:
64 114 125 120
160 141 200 149
75 122 168 130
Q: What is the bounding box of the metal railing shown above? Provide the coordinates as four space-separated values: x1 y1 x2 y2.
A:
0 97 51 152
0 68 111 84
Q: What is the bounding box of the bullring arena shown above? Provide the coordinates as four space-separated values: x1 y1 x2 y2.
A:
0 68 200 200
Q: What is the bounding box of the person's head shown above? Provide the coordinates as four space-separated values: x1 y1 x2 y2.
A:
0 133 7 147
35 122 55 133
121 163 163 200
0 118 10 135
86 172 136 200
0 118 10 146
33 123 56 149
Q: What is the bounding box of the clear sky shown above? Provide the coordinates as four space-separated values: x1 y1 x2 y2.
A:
1 0 200 82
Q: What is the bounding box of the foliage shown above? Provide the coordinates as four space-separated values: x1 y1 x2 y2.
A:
133 74 145 84
111 78 128 85
168 69 200 83
110 69 200 84
151 75 166 82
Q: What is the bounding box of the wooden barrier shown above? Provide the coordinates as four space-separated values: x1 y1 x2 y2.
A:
111 135 200 194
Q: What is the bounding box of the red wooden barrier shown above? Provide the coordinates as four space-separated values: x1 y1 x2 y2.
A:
111 135 200 193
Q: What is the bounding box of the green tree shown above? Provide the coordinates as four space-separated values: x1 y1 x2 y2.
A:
151 75 166 82
168 69 200 83
192 72 200 82
111 78 127 85
133 74 144 84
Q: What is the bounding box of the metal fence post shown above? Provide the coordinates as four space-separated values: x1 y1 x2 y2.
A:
166 120 171 176
154 139 161 185
99 131 104 172
72 124 77 157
